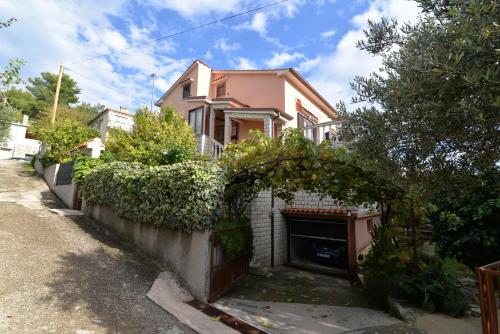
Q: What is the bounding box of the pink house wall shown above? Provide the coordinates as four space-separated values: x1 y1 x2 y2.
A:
355 215 380 253
210 73 285 111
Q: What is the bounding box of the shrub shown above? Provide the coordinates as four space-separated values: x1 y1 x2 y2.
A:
362 224 472 316
106 106 196 166
72 152 116 184
399 256 473 317
79 161 225 232
214 217 253 260
34 119 99 166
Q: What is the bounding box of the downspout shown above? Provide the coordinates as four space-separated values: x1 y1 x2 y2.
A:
270 112 280 268
270 187 275 267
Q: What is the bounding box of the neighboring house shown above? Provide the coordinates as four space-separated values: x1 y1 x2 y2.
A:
156 59 342 159
0 114 40 160
88 107 134 142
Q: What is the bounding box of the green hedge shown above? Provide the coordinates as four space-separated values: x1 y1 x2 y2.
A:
79 161 225 232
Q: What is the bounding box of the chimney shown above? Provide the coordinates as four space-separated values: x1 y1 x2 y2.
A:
119 106 129 114
22 114 29 125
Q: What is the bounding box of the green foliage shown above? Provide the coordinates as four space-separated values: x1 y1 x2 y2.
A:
106 106 196 166
72 153 114 184
4 88 38 118
35 120 99 166
220 129 401 219
363 224 472 316
433 169 500 268
362 224 412 304
399 256 473 317
0 17 17 29
0 104 20 144
214 218 253 259
79 161 225 232
26 72 81 109
341 0 500 268
0 59 25 91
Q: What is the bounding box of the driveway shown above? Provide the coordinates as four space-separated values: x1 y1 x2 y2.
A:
0 160 193 334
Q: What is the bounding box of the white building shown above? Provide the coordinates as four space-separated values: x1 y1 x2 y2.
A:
0 114 40 160
88 107 134 142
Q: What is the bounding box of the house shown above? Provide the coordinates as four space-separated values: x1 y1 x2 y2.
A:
0 114 40 160
88 107 134 142
155 59 342 159
157 60 376 287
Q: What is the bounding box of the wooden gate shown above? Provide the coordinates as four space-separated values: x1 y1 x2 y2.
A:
209 224 252 302
478 261 500 334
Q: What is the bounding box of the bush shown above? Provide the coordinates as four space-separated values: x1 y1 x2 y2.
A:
72 152 116 184
106 106 196 166
214 217 253 259
79 161 225 232
399 256 473 317
362 224 472 316
34 119 99 166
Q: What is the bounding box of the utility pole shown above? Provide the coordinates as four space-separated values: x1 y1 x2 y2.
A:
150 73 156 111
51 62 64 125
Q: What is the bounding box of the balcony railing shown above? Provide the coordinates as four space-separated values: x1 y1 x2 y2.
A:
302 120 343 146
212 139 224 160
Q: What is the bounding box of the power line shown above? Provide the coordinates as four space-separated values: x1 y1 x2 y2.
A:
64 66 147 105
66 0 289 66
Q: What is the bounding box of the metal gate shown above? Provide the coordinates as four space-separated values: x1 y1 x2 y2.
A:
209 224 252 302
478 261 500 334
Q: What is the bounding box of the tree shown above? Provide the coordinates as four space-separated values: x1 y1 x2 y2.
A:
35 119 99 166
4 88 38 118
0 17 16 29
26 72 81 109
339 0 499 267
0 59 25 143
106 106 196 165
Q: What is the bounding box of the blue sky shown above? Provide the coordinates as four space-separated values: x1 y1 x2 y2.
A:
0 0 419 111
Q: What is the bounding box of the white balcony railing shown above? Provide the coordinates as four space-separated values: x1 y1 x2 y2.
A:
303 120 343 147
212 139 224 160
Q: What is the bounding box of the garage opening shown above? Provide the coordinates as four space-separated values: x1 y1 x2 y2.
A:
283 209 357 278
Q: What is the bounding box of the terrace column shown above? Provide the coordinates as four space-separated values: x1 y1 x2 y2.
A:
209 107 215 139
224 113 232 145
263 115 273 138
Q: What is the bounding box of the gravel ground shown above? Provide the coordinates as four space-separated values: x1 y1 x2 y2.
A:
0 160 194 334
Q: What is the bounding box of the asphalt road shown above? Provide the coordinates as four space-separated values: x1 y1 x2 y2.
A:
0 160 193 334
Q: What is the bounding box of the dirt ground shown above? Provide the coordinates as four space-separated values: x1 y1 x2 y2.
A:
0 160 193 334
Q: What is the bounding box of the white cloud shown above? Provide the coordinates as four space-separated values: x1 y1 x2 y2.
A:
307 0 420 109
297 56 322 73
214 38 241 52
0 0 190 111
265 52 305 68
321 30 336 39
204 50 213 60
231 57 257 70
147 0 244 17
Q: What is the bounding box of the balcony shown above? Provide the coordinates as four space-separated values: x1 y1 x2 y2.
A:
302 120 344 147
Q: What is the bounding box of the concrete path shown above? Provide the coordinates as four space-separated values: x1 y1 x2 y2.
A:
214 298 425 334
0 160 194 334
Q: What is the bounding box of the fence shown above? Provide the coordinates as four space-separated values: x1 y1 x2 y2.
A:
478 261 500 334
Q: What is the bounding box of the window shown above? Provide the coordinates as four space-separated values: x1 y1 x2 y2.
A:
216 83 226 97
189 107 204 134
182 83 191 99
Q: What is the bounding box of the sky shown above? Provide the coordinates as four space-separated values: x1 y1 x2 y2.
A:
0 0 420 112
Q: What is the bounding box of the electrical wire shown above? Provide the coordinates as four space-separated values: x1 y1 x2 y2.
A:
66 0 289 66
64 66 148 105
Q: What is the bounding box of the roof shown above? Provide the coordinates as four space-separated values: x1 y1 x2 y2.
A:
88 107 132 126
155 59 337 119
